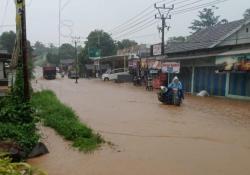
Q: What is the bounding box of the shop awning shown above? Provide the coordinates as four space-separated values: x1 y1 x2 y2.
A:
166 53 218 61
217 48 250 56
166 48 250 61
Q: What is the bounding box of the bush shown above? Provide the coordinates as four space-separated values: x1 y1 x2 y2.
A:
0 99 35 124
0 123 39 154
31 90 103 152
0 95 39 155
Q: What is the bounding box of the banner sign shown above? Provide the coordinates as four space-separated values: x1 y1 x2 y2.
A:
161 62 180 73
216 55 250 72
152 44 162 56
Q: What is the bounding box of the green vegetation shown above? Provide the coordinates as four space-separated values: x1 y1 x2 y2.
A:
116 39 138 50
189 7 228 32
0 31 16 53
0 156 47 175
0 68 39 155
31 90 103 152
243 8 250 19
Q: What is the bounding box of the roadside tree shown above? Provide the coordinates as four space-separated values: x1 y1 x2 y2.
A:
243 8 250 19
189 7 228 32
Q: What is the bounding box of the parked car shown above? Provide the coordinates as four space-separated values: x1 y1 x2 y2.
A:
102 68 129 81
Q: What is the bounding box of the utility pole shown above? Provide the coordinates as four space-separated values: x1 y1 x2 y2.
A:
58 0 61 62
154 3 174 56
72 36 80 84
18 0 30 100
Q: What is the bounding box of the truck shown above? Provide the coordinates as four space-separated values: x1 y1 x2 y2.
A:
43 66 57 80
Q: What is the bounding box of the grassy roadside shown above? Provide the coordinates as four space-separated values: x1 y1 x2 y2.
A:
31 90 103 152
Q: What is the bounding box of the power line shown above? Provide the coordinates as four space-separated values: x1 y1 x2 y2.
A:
114 20 158 40
113 0 229 40
118 33 156 40
173 0 228 14
111 0 203 37
174 0 207 10
108 6 153 33
109 0 177 33
111 15 155 36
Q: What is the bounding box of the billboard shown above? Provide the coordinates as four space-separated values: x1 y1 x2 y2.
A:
152 44 162 56
161 62 180 73
216 55 250 72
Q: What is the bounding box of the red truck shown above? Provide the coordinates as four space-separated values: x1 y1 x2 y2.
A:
43 66 57 80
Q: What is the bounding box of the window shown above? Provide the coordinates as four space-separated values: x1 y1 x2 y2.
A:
116 69 123 73
247 28 249 33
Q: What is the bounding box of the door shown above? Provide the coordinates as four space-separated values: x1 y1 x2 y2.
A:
109 70 116 80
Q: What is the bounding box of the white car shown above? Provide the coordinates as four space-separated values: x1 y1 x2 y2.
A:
102 68 129 81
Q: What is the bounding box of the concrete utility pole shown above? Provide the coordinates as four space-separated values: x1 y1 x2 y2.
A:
72 36 80 84
154 3 174 56
18 0 30 100
58 0 62 62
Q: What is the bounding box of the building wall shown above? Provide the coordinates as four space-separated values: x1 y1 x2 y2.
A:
219 23 250 46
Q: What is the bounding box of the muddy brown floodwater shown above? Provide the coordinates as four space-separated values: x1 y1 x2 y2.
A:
29 72 250 175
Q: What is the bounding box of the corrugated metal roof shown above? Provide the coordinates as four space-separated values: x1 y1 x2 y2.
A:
166 19 246 54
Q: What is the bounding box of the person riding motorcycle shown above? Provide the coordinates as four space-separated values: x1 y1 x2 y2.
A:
167 76 184 100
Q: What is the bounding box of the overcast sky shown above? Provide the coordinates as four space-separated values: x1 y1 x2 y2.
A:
0 0 249 46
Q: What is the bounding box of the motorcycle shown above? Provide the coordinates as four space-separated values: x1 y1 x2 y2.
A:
158 86 183 106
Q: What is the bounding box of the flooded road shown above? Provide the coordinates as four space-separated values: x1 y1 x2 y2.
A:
29 76 250 175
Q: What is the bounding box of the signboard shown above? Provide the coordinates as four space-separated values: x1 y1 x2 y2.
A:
149 69 159 74
152 44 162 56
216 55 250 72
89 48 101 59
161 62 180 73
